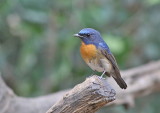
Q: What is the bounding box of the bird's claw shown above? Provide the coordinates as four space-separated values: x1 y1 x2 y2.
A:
98 75 105 80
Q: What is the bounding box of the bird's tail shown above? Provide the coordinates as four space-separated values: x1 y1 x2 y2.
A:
105 72 127 89
113 76 127 89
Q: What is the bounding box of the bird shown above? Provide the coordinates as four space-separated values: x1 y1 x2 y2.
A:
74 28 127 89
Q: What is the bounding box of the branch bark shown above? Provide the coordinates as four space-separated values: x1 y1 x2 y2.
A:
46 76 116 113
0 60 160 113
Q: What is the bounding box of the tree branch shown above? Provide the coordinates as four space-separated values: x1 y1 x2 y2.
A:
0 60 160 113
46 76 116 113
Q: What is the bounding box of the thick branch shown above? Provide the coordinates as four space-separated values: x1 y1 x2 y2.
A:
46 76 116 113
109 61 160 107
0 60 160 113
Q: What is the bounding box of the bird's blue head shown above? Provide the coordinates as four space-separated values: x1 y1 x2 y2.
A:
74 28 103 45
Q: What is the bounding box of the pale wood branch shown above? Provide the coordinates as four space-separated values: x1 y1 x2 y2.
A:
46 76 116 113
0 60 160 113
109 60 160 107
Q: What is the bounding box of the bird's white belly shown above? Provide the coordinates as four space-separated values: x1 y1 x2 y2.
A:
87 58 112 73
87 62 103 72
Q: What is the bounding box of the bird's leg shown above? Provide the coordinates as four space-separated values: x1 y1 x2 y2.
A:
100 70 106 78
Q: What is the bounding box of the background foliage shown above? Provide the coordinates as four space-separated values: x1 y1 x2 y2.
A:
0 0 160 113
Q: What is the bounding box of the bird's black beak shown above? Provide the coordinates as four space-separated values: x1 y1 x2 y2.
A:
73 34 82 38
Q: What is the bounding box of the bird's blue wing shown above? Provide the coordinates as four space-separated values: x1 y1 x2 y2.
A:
98 42 127 89
98 42 111 54
98 42 120 73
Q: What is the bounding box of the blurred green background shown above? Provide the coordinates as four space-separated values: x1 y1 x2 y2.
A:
0 0 160 113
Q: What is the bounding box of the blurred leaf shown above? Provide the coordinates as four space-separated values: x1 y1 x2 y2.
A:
103 34 126 55
147 0 160 6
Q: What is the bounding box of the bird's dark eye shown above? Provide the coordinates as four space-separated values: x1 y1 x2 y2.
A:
86 33 90 37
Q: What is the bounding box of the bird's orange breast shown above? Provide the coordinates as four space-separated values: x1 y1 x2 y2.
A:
80 42 97 62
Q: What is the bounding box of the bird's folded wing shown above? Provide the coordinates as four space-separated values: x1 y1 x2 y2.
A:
98 47 120 75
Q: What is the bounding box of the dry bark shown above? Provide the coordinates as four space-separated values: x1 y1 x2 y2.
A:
0 60 160 113
46 76 116 113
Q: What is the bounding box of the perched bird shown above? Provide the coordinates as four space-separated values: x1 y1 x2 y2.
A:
74 28 127 89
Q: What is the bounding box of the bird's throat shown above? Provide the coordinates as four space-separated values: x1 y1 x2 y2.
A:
80 42 97 62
